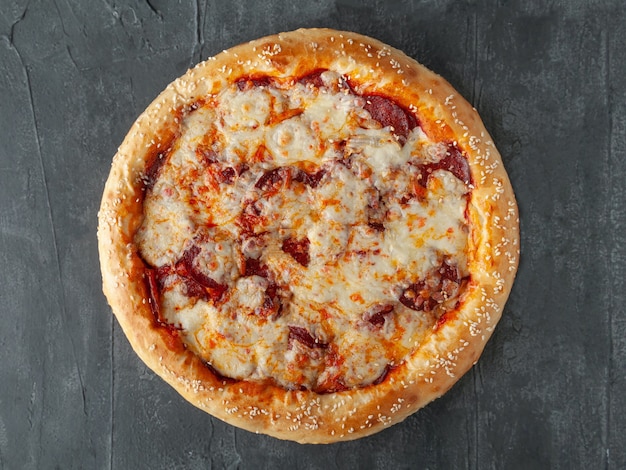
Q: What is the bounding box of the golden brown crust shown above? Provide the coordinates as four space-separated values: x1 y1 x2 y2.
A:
98 28 519 443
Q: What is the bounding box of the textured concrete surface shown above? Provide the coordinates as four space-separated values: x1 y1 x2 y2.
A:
0 0 625 468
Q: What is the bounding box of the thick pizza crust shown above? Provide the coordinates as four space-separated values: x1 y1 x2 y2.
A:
98 28 519 443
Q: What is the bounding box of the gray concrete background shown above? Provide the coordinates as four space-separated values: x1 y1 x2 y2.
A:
1 0 625 468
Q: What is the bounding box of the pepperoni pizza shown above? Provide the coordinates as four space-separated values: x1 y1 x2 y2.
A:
98 28 519 443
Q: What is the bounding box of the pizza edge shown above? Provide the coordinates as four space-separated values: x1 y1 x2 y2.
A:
97 28 519 443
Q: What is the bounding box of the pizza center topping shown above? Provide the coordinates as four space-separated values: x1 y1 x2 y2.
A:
135 70 473 392
399 259 465 312
281 237 311 267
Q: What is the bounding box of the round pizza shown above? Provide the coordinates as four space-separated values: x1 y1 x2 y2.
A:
98 28 519 443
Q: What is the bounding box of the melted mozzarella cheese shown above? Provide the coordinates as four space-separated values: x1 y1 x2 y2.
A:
219 87 273 130
302 89 360 142
307 221 350 261
253 179 315 234
334 328 389 388
137 76 471 391
383 172 468 272
214 87 286 165
314 163 369 224
265 116 320 165
234 275 269 313
136 176 196 267
348 127 406 175
192 230 240 285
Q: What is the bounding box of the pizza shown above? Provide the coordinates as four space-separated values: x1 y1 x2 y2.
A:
98 28 519 443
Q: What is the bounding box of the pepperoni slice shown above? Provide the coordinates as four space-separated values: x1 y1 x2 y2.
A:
242 259 283 319
372 364 396 385
316 373 348 394
154 265 172 288
368 221 385 232
174 245 227 302
236 212 263 235
438 261 460 283
417 143 472 187
399 281 430 311
281 237 310 267
257 283 282 319
299 69 352 93
292 168 326 188
142 126 178 192
399 261 463 312
145 269 162 320
363 304 394 328
219 167 236 184
203 157 248 186
145 269 182 350
298 69 327 88
288 326 327 349
315 347 348 393
363 94 418 144
316 379 348 394
255 167 289 192
255 166 325 192
143 150 170 191
244 257 269 278
196 144 218 165
236 76 273 90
